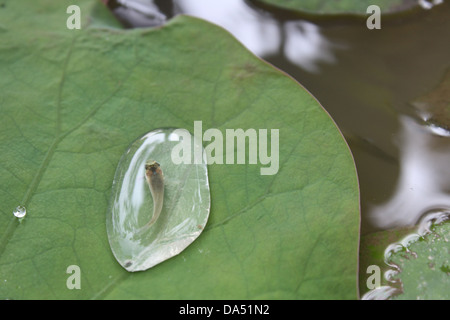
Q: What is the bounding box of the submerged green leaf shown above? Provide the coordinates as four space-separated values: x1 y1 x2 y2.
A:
0 0 359 299
392 222 450 300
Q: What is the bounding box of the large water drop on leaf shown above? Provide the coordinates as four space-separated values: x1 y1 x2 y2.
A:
107 128 210 272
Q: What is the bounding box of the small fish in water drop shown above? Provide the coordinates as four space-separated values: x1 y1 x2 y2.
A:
13 205 26 219
143 160 164 228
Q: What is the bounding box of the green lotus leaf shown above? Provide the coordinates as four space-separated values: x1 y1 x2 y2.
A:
0 0 359 299
249 0 420 16
391 222 450 300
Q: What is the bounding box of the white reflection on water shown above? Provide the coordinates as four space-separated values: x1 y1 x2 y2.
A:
114 0 167 27
369 116 450 229
175 0 279 56
283 21 336 73
418 0 444 10
175 0 336 72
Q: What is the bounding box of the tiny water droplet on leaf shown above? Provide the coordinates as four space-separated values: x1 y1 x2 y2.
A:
13 205 26 219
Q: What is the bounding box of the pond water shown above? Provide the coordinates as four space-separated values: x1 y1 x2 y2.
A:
106 0 450 235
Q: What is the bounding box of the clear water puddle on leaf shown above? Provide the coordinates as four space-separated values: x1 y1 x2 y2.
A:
107 128 210 272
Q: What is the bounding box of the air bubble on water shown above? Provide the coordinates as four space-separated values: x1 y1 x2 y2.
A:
400 233 421 248
417 209 450 236
13 205 26 219
384 243 403 268
384 269 400 282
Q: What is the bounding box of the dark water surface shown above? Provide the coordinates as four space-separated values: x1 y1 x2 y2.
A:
107 0 450 235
